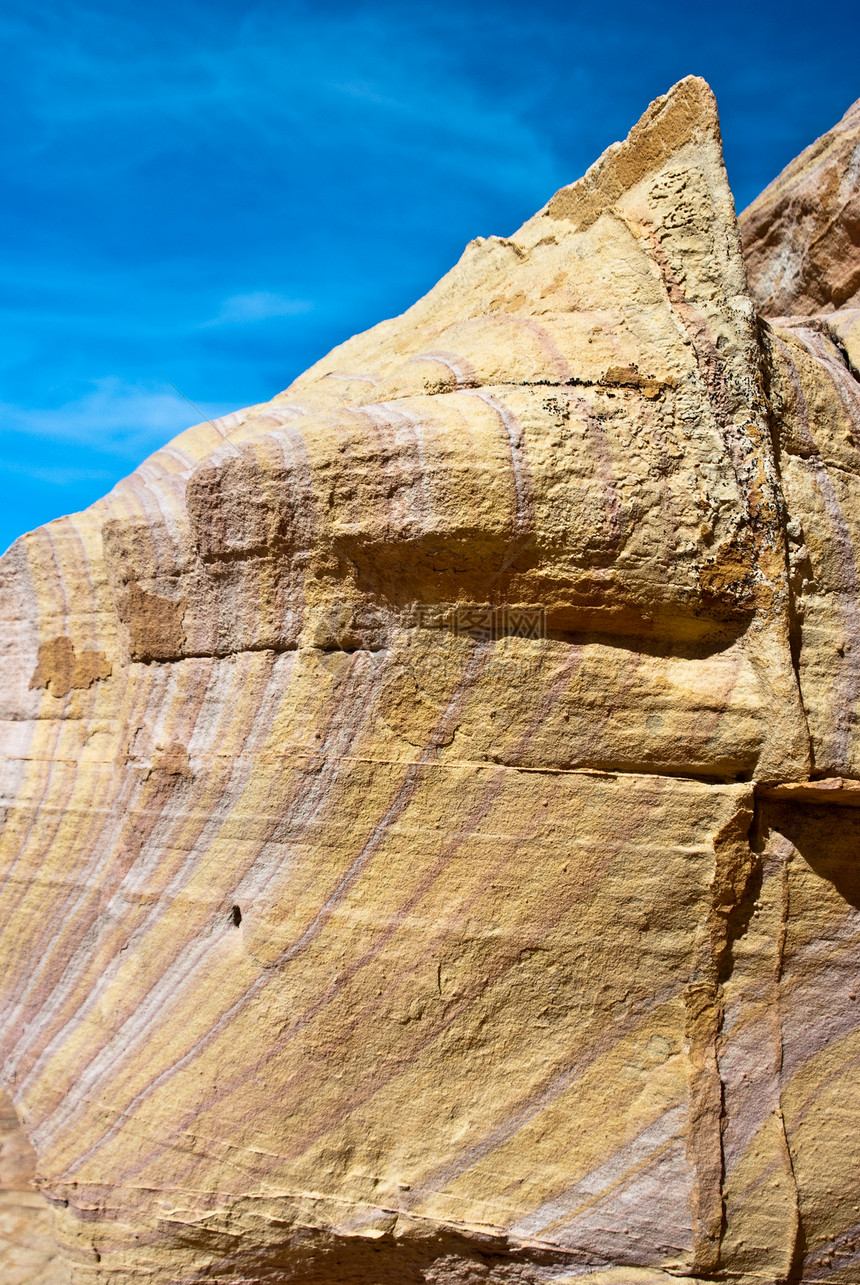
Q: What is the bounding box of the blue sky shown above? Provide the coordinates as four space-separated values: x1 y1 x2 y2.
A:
2 0 858 553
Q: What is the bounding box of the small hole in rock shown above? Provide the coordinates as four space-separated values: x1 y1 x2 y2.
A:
231 905 242 927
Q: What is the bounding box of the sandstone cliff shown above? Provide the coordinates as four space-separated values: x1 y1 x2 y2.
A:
1 78 860 1285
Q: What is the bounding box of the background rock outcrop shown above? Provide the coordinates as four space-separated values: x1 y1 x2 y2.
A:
1 78 860 1284
740 96 860 317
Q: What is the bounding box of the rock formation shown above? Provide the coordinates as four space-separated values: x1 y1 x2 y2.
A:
1 76 860 1284
0 1090 65 1283
740 96 860 319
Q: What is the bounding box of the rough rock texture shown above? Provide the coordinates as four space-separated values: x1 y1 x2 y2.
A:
740 95 860 318
0 1091 66 1283
2 77 860 1284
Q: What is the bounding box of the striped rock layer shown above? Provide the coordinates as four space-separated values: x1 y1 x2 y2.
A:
1 77 860 1285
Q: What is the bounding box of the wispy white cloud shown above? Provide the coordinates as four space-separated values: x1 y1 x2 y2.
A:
1 378 233 460
0 2 562 200
0 373 240 549
0 459 113 486
203 292 313 327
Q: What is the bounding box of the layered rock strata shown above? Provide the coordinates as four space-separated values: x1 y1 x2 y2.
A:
2 78 860 1284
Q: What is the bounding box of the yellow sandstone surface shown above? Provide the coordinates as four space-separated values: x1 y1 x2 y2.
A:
0 1091 66 1284
1 77 860 1284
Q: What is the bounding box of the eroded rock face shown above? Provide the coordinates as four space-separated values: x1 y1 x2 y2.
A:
0 1090 66 1284
2 77 860 1284
740 95 860 318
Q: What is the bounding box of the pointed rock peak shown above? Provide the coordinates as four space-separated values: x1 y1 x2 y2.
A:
740 94 860 316
509 73 751 377
542 75 724 229
286 74 753 428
